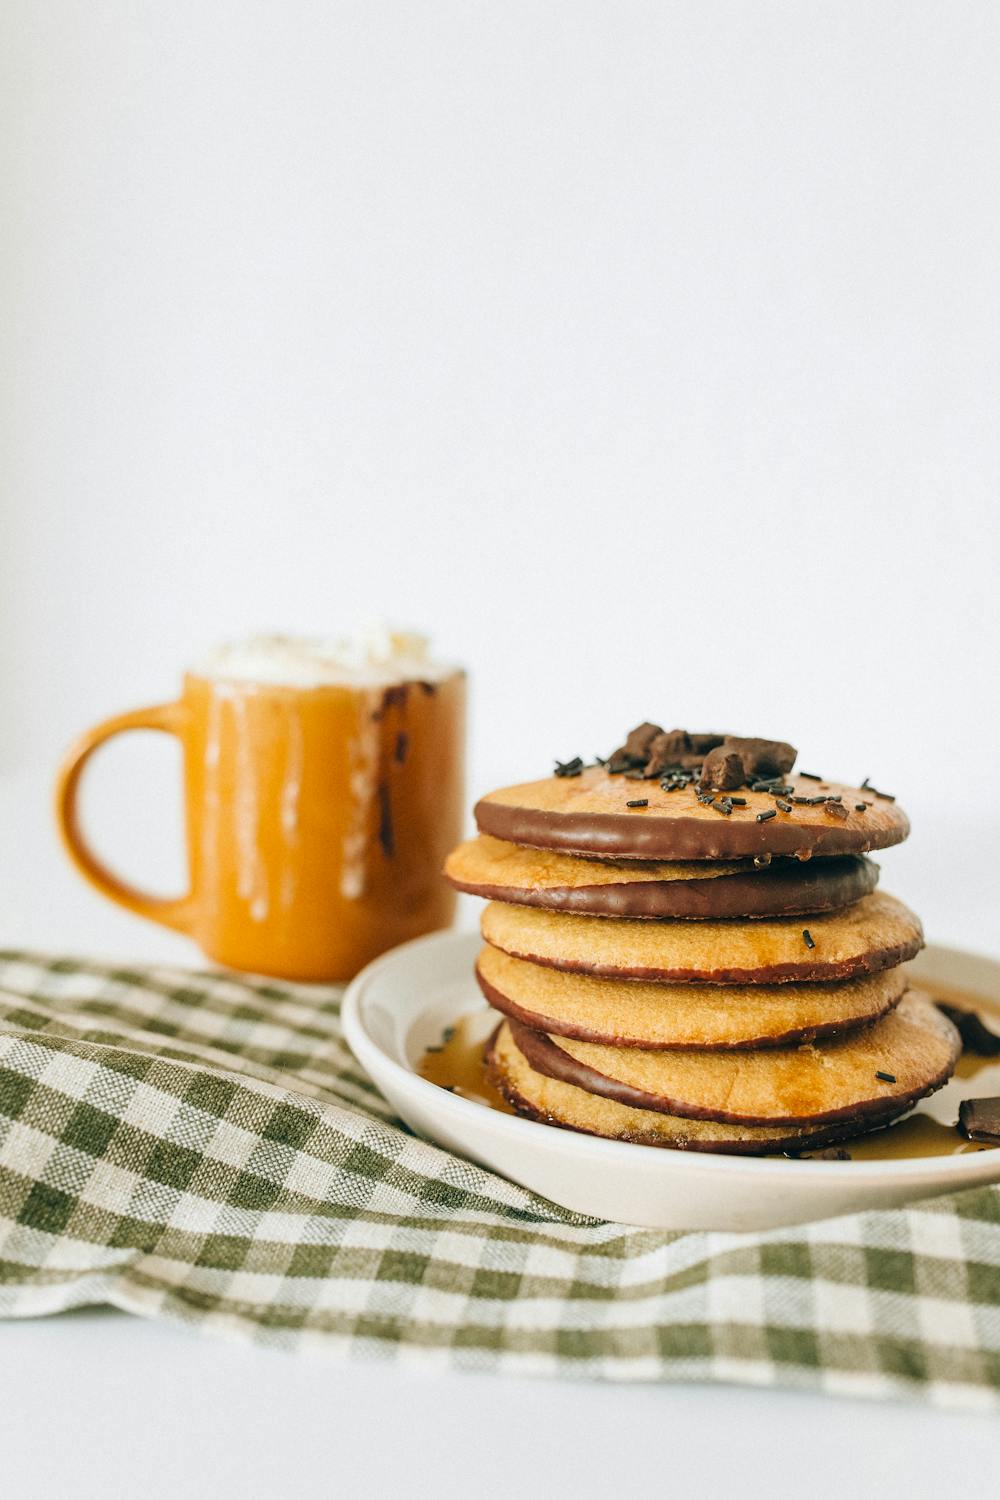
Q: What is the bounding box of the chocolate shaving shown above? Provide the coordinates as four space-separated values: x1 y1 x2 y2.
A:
959 1097 1000 1144
936 1003 1000 1056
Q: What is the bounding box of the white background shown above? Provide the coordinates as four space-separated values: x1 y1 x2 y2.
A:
3 3 1000 1495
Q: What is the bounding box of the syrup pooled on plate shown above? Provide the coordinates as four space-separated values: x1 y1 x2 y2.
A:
419 1012 514 1114
419 983 1000 1160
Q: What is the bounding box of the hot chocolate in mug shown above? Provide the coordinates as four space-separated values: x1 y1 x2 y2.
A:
55 633 466 981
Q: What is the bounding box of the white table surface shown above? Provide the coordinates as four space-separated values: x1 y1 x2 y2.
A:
1 766 998 1497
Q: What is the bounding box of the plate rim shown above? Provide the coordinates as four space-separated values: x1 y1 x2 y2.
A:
342 928 1000 1182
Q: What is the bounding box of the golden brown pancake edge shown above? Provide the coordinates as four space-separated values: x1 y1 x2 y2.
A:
480 891 924 985
475 946 909 1050
507 992 959 1127
446 836 880 919
486 1022 926 1155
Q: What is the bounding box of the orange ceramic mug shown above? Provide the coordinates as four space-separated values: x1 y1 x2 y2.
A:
55 636 466 982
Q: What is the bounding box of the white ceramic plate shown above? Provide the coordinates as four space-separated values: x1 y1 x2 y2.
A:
342 931 1000 1232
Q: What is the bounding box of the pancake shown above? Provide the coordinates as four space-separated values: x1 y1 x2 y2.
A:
481 891 923 984
446 835 879 919
475 765 908 861
509 991 958 1126
475 946 909 1049
486 1022 928 1155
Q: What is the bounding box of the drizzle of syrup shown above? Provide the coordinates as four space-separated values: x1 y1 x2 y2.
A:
419 981 1000 1160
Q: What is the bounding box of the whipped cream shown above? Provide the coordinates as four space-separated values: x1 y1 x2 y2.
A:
196 628 457 689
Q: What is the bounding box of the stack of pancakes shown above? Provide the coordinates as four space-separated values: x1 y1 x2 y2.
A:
445 727 960 1155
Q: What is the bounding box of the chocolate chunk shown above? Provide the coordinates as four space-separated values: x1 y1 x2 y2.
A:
605 725 795 794
607 721 664 773
721 736 797 780
824 800 849 820
689 733 726 755
699 746 745 790
959 1097 1000 1144
698 734 797 792
623 722 664 759
642 728 693 777
937 1004 1000 1057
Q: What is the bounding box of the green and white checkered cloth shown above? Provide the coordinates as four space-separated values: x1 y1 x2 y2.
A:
0 950 998 1409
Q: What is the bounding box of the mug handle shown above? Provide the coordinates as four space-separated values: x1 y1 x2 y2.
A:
54 702 195 934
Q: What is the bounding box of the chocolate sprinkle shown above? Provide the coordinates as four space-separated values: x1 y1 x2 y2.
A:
799 771 822 781
625 799 648 809
875 1070 896 1083
756 808 777 822
861 777 896 802
775 799 793 813
554 756 584 778
802 929 815 949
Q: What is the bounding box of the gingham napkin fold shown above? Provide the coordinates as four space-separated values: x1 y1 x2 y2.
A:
0 951 997 1409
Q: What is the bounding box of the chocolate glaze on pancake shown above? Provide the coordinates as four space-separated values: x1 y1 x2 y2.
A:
476 766 908 861
481 891 924 985
486 1023 920 1154
446 836 879 919
475 945 908 1049
508 992 958 1127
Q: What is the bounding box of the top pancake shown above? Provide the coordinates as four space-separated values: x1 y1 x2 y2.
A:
475 765 908 861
